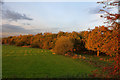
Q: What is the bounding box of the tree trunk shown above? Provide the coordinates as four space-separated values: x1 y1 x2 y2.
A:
97 51 99 56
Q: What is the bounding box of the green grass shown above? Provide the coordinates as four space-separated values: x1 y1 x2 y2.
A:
2 45 98 78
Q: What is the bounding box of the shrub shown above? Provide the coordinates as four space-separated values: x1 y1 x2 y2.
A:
53 36 74 55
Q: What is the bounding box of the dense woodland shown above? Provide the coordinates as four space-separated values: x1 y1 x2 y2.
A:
2 26 118 57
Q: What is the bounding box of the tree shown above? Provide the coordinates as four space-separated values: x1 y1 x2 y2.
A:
95 0 120 77
97 0 120 30
53 36 74 55
57 31 66 38
67 31 86 53
85 26 110 56
97 0 119 55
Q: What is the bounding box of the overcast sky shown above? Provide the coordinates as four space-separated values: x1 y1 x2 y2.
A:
1 0 106 37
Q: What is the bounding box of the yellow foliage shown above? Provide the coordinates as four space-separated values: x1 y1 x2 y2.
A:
79 55 82 58
82 56 86 59
52 53 56 54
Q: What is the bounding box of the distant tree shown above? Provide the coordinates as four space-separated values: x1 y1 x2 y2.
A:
2 38 8 44
57 31 66 38
31 38 42 48
43 37 53 49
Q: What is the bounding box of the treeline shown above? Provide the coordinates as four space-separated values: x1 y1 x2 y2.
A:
2 26 118 56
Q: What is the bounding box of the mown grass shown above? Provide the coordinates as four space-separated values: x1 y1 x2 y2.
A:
2 45 98 78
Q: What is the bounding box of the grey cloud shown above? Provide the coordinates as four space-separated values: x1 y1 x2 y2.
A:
2 24 60 37
2 9 33 21
1 1 33 21
2 24 31 33
0 0 4 4
2 24 59 33
2 24 34 37
22 23 31 25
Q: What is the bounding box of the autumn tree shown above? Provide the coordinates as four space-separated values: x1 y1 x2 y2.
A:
67 31 85 53
85 26 109 56
97 0 120 30
53 36 74 55
98 0 119 53
30 35 43 48
95 0 120 77
57 31 66 38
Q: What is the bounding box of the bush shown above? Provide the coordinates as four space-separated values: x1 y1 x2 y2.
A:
53 36 74 55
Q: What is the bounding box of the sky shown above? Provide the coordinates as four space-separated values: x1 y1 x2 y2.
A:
3 0 102 2
1 0 106 37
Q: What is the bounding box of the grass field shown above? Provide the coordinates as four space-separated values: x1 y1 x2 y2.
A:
2 45 98 78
